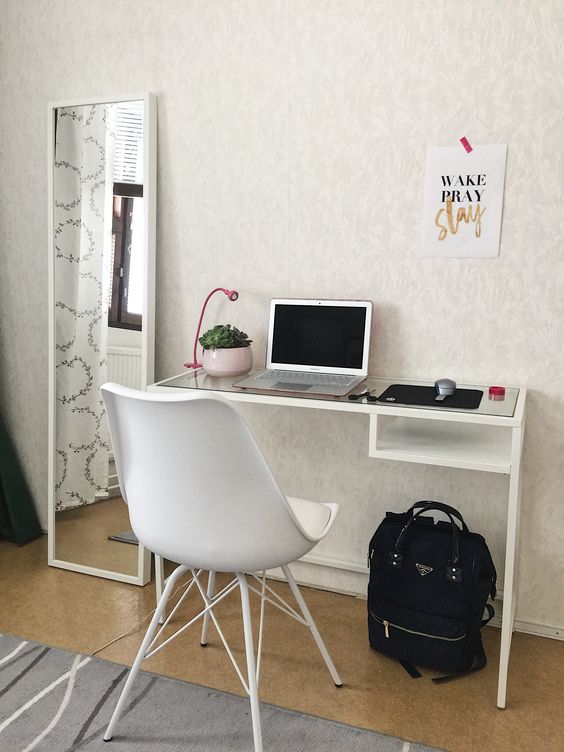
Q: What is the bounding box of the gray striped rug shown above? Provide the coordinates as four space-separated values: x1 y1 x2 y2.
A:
0 633 443 752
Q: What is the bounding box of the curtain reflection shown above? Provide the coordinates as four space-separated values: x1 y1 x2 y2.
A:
54 105 113 510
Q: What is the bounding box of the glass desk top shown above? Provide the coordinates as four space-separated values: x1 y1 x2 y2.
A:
151 370 520 418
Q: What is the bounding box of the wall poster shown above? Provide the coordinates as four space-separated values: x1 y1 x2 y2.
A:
420 144 507 258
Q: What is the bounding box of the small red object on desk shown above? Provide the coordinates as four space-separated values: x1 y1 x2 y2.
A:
488 385 506 401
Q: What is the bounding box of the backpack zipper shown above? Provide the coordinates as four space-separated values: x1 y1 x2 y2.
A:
369 608 466 642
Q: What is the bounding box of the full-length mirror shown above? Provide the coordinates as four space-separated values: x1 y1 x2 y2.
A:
47 94 156 584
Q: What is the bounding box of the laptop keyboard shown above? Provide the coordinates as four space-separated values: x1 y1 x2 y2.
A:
256 370 356 386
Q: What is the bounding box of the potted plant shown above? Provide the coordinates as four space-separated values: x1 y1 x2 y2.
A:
198 324 253 377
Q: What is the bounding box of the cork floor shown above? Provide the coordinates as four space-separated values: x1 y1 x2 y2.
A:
1 535 563 752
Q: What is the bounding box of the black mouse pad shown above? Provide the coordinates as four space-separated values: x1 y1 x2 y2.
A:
376 384 483 410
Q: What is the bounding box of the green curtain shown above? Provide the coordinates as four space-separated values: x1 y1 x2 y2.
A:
0 413 42 544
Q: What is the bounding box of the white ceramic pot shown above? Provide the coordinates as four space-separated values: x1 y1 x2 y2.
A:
202 346 253 377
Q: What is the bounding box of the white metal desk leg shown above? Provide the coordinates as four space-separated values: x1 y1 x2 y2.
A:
200 570 216 646
497 425 523 709
155 554 166 624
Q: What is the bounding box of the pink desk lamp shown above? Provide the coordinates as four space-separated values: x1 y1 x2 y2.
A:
184 287 239 369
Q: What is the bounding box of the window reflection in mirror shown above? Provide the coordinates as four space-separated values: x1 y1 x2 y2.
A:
109 191 144 329
109 101 144 331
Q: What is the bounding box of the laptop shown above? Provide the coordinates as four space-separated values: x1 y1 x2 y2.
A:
233 298 372 396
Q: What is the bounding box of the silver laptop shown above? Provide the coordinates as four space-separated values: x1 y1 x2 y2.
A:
233 298 372 396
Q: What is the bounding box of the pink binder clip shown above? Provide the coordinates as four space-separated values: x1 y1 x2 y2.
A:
460 136 473 153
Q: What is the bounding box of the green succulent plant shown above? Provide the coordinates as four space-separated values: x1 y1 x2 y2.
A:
199 324 252 350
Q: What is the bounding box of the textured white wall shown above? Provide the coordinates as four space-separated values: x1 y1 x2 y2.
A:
0 1 563 628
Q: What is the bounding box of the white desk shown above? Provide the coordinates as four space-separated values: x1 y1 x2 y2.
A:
149 371 526 709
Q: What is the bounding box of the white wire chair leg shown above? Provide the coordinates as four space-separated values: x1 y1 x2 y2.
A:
200 570 216 646
281 564 343 687
237 573 263 752
104 565 189 741
155 554 166 624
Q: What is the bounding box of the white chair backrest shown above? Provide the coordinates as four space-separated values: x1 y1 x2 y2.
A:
101 384 312 572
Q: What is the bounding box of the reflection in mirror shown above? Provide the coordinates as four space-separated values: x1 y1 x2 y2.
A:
48 94 156 584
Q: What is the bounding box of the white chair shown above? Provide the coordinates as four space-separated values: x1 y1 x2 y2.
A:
100 383 342 752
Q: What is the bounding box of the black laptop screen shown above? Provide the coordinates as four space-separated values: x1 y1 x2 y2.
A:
270 304 366 369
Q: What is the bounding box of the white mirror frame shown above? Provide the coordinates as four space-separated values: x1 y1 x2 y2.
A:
47 93 156 585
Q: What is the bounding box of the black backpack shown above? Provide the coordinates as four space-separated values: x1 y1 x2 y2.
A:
368 501 496 681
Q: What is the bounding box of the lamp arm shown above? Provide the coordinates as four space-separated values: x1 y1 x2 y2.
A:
192 288 226 368
186 287 238 369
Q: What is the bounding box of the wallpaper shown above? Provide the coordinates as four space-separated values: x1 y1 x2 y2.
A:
0 0 563 629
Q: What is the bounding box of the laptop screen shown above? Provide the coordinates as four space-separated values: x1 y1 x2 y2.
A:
267 299 372 374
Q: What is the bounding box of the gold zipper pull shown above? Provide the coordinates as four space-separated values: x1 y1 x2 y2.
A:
383 620 389 638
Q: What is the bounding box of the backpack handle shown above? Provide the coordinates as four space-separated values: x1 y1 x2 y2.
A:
394 506 461 566
409 500 469 532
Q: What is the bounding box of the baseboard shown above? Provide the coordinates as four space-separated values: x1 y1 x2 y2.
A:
472 591 564 641
511 619 563 641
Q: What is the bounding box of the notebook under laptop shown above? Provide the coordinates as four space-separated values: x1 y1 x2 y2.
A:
233 299 372 396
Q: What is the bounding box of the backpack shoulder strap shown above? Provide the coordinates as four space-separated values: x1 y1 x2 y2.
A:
431 638 488 684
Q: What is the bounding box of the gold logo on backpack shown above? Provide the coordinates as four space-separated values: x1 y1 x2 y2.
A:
416 563 433 576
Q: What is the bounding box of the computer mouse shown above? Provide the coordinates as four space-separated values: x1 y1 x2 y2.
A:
434 378 456 401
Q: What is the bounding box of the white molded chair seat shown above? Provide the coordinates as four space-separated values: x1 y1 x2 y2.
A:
100 384 342 752
287 496 333 538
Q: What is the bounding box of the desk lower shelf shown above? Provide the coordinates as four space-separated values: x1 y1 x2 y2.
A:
369 415 512 473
